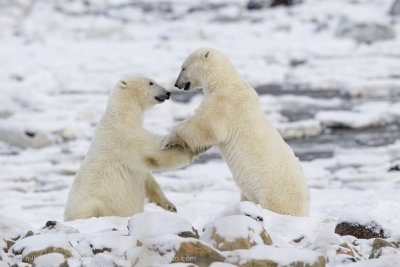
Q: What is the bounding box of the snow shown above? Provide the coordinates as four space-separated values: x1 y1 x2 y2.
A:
1 0 400 265
32 253 66 267
11 233 74 257
0 216 31 240
202 214 266 244
128 211 195 239
226 245 324 265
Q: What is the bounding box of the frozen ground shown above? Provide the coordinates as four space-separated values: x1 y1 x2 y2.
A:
0 0 400 266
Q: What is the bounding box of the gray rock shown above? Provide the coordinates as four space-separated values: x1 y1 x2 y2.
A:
369 238 400 259
0 123 53 149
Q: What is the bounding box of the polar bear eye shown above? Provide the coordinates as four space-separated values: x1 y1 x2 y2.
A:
182 67 186 71
149 82 154 86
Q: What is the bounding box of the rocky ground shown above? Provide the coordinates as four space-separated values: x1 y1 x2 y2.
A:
1 0 400 266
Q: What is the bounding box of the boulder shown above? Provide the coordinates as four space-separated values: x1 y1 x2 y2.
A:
335 242 361 262
75 231 136 257
246 0 298 10
0 216 32 241
369 238 400 259
217 201 265 222
0 123 54 149
226 245 326 267
173 240 225 266
130 235 224 267
336 243 356 257
86 253 130 267
335 221 385 239
128 212 199 239
32 253 67 267
38 221 79 235
201 215 272 251
11 233 75 264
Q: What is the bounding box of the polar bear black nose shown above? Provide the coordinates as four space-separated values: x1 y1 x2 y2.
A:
166 92 171 97
174 83 178 87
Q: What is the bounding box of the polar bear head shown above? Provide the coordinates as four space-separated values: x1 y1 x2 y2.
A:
117 75 171 109
175 48 233 91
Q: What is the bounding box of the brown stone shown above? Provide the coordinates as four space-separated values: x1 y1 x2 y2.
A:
3 239 15 253
209 227 272 251
203 215 273 251
178 227 200 239
369 238 400 259
335 221 385 239
173 241 225 267
236 255 326 267
22 247 72 264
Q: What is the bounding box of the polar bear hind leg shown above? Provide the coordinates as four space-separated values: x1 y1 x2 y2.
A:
145 174 177 212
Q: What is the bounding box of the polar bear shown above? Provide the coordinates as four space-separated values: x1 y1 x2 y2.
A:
162 48 310 216
64 75 197 221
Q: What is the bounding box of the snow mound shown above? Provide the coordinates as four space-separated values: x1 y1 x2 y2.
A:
128 211 198 239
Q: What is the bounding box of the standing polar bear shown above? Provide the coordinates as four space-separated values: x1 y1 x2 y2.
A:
162 48 310 216
65 75 196 221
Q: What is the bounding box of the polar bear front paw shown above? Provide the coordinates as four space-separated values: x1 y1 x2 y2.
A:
157 200 177 212
161 132 187 150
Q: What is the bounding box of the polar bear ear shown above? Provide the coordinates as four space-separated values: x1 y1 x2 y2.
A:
119 80 128 89
201 50 210 60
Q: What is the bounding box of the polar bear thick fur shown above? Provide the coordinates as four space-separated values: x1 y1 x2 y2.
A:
64 75 196 221
162 48 310 216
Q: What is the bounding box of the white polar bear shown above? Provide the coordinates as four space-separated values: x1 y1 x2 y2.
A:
162 48 310 216
64 75 196 221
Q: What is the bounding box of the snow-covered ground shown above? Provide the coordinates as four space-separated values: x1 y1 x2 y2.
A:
1 0 400 266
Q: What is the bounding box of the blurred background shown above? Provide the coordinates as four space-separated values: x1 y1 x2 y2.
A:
0 0 400 227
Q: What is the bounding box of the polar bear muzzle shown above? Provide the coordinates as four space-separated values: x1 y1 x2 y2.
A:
155 91 171 103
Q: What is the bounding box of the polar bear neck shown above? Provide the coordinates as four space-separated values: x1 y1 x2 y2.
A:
102 89 144 129
202 67 246 96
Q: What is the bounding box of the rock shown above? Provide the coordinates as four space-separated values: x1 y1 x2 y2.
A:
226 245 326 267
38 221 79 235
128 212 199 239
32 253 67 267
11 234 74 264
247 0 266 10
335 221 385 239
173 240 225 266
131 234 224 267
336 242 361 262
369 238 400 259
86 253 130 267
246 0 298 10
389 0 400 15
0 216 32 240
1 238 15 253
209 263 237 267
75 232 136 257
161 264 199 267
336 243 355 257
270 0 297 7
336 21 396 44
217 201 265 223
201 215 272 251
0 123 53 149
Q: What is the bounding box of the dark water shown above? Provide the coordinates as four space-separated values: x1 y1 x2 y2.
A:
173 84 400 163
